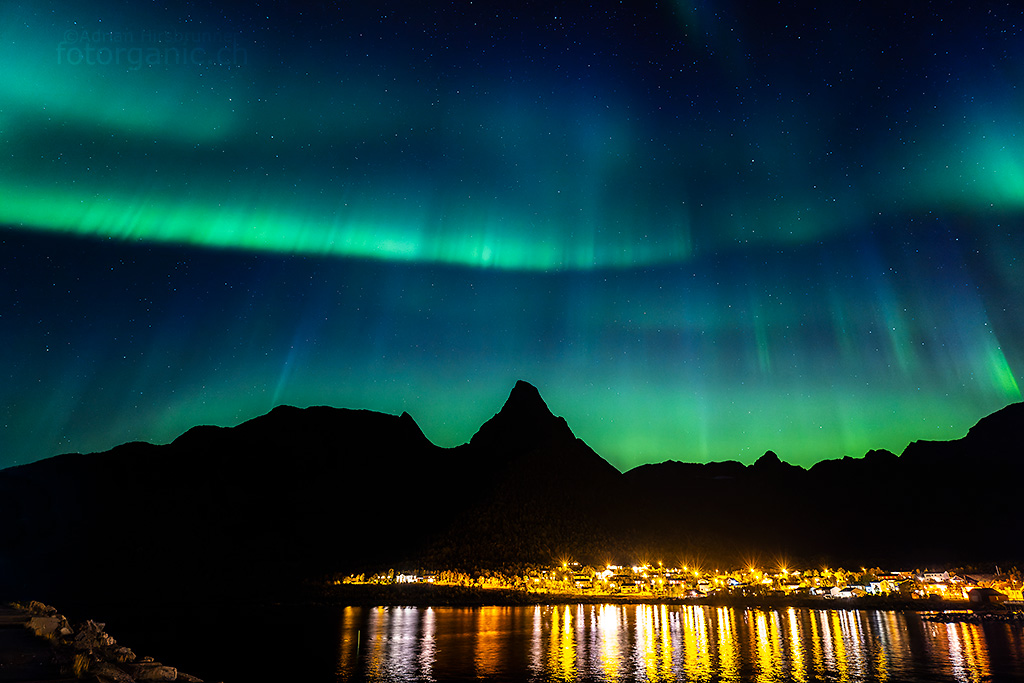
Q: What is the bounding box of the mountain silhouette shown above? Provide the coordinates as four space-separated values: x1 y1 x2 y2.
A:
433 381 622 567
470 380 576 451
0 383 1021 606
623 401 1024 568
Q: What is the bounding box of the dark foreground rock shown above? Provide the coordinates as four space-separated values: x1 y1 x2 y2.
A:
6 601 212 683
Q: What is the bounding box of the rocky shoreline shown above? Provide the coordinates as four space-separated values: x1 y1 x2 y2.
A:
921 610 1024 624
10 601 214 683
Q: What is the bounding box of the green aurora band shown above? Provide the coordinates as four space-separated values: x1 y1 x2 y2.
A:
2 0 1023 470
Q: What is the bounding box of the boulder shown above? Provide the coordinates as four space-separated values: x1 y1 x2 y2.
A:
90 659 136 683
27 600 58 616
72 619 116 650
108 645 137 663
130 662 178 681
16 603 196 682
26 615 65 638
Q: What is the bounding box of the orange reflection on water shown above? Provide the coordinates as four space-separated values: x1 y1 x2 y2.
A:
960 622 991 680
716 606 740 683
830 610 850 682
634 605 659 681
809 607 824 679
865 612 889 682
335 606 362 680
842 610 870 678
598 604 620 680
682 605 711 682
364 606 386 680
531 605 543 680
818 610 838 679
627 604 680 682
787 608 806 683
660 605 676 681
867 610 902 681
332 603 1023 682
546 604 576 681
769 611 784 677
751 609 783 683
942 621 991 683
474 606 505 678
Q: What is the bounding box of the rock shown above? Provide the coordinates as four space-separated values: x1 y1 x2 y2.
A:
16 602 197 682
90 660 136 683
72 619 115 650
130 662 178 681
27 600 58 616
26 615 64 638
108 645 136 663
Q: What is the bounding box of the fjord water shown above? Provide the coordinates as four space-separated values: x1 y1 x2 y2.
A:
98 602 1024 682
326 604 1024 682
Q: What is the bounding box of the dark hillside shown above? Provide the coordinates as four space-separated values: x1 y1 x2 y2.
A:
1 385 1020 606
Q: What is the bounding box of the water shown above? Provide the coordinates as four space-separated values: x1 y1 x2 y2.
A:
330 605 1024 682
102 604 1024 682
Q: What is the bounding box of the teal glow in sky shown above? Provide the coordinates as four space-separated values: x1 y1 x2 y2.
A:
2 0 1022 471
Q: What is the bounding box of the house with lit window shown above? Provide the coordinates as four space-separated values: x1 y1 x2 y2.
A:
831 585 866 599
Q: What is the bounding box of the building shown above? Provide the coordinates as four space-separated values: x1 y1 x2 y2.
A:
968 587 1008 605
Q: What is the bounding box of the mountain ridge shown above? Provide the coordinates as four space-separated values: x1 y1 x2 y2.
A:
23 383 1019 477
0 382 1020 606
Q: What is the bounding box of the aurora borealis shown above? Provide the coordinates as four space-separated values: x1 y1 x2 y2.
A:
2 0 1022 471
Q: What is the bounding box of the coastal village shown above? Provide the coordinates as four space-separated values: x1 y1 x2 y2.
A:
342 562 1024 605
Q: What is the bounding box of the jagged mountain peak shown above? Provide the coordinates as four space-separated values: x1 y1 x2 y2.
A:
751 449 801 472
469 380 574 450
501 380 553 418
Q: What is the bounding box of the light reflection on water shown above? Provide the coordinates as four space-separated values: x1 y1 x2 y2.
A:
333 604 1024 682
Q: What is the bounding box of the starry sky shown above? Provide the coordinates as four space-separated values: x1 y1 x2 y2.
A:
2 0 1023 472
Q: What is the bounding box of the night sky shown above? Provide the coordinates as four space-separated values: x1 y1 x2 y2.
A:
2 0 1022 472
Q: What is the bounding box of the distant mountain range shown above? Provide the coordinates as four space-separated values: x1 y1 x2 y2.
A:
1 381 1021 604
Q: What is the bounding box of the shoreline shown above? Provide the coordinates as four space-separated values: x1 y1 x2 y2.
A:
306 583 998 613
